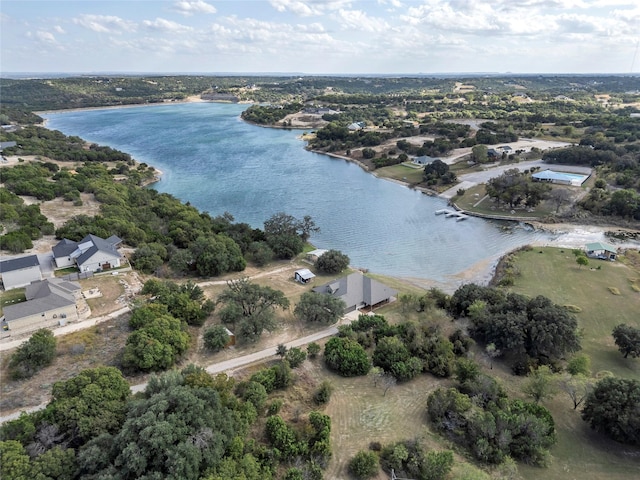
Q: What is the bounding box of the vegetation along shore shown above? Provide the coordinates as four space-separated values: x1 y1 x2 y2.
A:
0 75 639 480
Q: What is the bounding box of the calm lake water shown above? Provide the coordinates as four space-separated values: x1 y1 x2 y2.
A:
43 103 556 286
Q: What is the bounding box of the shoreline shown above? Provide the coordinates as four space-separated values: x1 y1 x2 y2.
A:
31 103 640 291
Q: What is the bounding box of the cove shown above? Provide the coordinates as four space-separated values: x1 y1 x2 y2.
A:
42 102 555 285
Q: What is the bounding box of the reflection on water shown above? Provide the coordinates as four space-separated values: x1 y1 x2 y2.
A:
43 103 558 284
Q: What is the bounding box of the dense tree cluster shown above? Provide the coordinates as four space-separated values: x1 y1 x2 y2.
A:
324 337 371 377
0 363 336 480
423 159 457 186
140 279 215 326
0 188 54 252
449 284 581 372
2 125 132 163
427 384 556 465
485 168 551 208
241 102 303 125
380 440 454 480
263 212 319 259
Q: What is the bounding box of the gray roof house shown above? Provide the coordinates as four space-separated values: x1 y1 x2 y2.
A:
412 155 440 166
0 255 42 291
312 271 397 313
1 278 81 336
53 234 123 272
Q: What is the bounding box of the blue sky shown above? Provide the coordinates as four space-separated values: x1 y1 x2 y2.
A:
1 0 639 74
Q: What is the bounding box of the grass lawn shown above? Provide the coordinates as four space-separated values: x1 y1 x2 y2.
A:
375 162 425 184
502 246 640 480
0 288 26 313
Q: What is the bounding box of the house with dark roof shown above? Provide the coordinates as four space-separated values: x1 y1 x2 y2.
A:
52 234 123 272
1 278 81 336
312 271 397 313
0 255 42 291
412 155 440 166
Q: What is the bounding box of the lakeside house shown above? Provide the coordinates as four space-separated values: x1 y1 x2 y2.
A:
53 234 123 272
312 271 397 313
412 155 440 166
0 255 42 291
585 242 617 261
1 278 81 336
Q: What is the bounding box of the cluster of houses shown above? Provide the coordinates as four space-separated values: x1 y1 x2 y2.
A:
0 234 123 337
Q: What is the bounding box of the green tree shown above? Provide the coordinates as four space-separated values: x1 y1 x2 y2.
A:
82 370 239 479
582 377 640 445
217 278 289 343
324 337 371 376
612 323 640 358
285 347 307 368
567 354 591 376
0 440 31 480
122 314 190 371
9 328 56 379
472 144 488 163
523 365 557 404
307 342 321 358
576 255 589 269
315 249 350 274
294 291 345 325
203 325 230 352
313 380 333 405
348 450 379 479
48 366 130 444
559 373 593 410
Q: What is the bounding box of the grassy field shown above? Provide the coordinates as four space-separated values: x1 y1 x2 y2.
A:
502 246 640 480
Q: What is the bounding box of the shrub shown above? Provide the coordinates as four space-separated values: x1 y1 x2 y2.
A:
203 325 230 352
313 380 333 405
348 450 379 479
9 329 56 379
324 337 371 377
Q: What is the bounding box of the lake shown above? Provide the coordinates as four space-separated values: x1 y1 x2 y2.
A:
42 102 556 288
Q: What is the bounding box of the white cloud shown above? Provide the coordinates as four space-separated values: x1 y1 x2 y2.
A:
172 1 217 16
53 25 65 34
142 18 193 33
269 0 354 16
72 15 136 34
34 30 57 44
335 9 389 32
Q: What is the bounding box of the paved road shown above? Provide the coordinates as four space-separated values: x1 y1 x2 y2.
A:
0 307 359 423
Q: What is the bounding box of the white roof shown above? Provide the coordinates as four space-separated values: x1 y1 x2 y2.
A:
307 249 328 257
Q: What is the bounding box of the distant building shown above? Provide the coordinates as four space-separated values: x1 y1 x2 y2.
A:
532 169 589 186
0 255 42 291
348 121 366 131
412 155 440 166
312 272 397 313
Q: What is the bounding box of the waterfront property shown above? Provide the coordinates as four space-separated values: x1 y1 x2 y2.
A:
312 271 397 313
412 155 440 166
585 241 617 261
532 169 589 186
294 268 316 284
53 234 123 272
0 255 42 291
1 278 81 336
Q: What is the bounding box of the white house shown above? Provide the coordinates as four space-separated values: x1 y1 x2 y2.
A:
294 268 316 284
0 255 42 291
53 234 123 272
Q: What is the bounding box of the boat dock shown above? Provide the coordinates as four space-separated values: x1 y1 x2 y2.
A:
435 209 469 221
